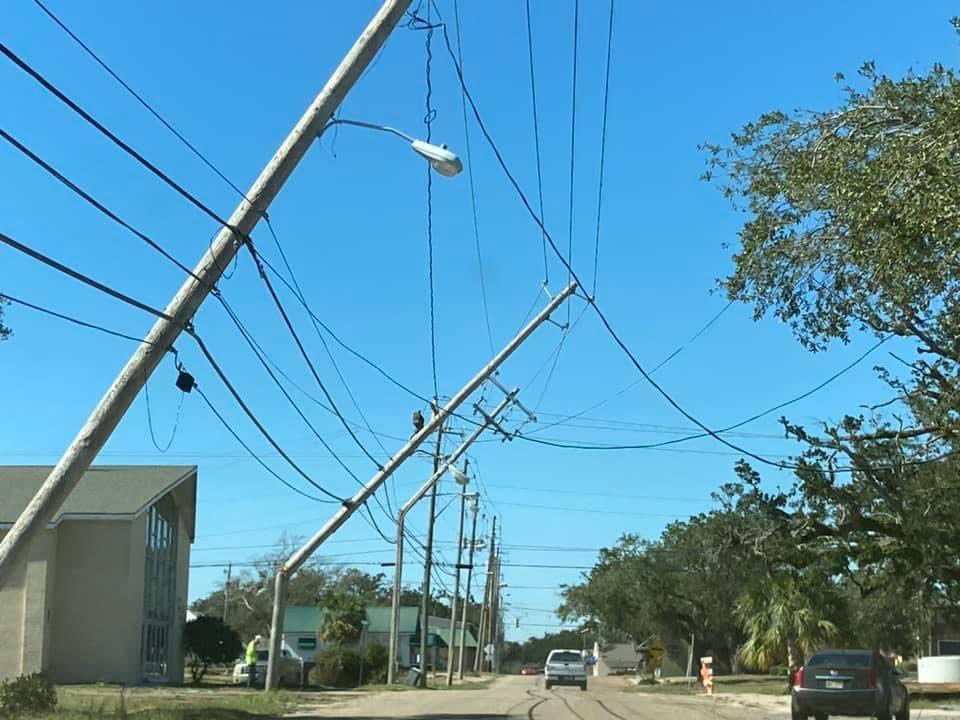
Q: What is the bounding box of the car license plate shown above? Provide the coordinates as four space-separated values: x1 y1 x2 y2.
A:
826 680 844 689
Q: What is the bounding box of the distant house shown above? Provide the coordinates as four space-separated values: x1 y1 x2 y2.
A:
283 606 418 665
931 614 960 656
595 643 641 676
424 615 478 673
281 606 477 671
0 465 197 684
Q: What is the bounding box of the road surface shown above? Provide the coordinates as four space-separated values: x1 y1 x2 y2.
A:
291 675 794 719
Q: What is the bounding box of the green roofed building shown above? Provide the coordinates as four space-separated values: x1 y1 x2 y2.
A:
0 466 197 684
282 605 478 671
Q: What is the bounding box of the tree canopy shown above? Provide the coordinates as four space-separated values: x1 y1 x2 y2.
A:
189 538 466 643
698 23 960 658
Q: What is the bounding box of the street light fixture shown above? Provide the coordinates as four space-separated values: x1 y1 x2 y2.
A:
450 466 470 486
321 118 463 177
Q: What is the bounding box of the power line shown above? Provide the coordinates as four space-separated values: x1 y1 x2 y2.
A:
0 41 387 473
188 335 348 503
194 385 339 504
261 216 399 516
565 0 580 325
452 0 494 356
265 218 390 462
0 128 204 284
422 5 440 400
429 20 916 475
0 292 165 348
0 127 376 492
246 247 385 470
528 415 787 440
0 41 236 233
215 297 367 485
0 231 176 323
479 482 713 504
0 229 347 502
30 0 250 202
495 501 688 519
524 300 735 436
3 30 402 512
592 0 615 296
143 372 183 453
524 0 549 286
520 335 891 452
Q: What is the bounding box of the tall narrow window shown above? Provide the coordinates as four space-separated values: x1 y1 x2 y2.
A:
141 500 177 679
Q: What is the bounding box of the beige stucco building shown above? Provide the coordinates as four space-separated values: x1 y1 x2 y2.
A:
0 465 196 684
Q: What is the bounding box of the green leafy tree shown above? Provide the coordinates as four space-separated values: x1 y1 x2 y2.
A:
561 511 767 672
183 615 242 683
191 536 394 642
319 589 366 647
701 19 960 656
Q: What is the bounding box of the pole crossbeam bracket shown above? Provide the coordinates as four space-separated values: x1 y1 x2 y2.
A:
488 375 537 423
473 402 514 442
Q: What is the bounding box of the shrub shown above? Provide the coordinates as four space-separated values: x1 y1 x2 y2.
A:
183 615 242 684
769 664 790 677
309 648 362 688
0 673 57 717
362 643 389 685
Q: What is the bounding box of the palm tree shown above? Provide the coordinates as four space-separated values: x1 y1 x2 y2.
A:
736 574 840 673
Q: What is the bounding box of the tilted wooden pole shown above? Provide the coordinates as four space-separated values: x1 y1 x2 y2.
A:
0 0 414 586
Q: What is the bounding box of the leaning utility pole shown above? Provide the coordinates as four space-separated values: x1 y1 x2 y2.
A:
417 404 444 688
265 284 577 689
474 517 496 673
0 0 415 586
456 494 479 680
386 394 515 684
444 461 470 686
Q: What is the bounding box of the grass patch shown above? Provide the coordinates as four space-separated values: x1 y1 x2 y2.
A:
52 685 299 719
631 675 789 697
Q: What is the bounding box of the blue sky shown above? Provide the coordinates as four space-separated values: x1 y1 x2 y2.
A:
2 0 956 642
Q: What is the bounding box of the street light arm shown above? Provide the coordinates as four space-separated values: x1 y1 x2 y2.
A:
318 118 462 177
322 118 416 143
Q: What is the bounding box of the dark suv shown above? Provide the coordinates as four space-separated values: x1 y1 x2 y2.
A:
792 649 909 720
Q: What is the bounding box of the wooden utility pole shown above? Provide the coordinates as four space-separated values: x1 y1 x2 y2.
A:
264 284 575 689
474 517 496 673
386 394 515 684
456 493 479 679
418 403 444 688
491 540 502 674
223 562 233 623
445 461 470 686
0 0 415 586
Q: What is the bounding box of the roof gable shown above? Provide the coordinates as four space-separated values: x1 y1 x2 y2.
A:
0 465 197 531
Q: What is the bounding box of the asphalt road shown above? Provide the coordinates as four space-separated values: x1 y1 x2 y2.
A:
294 676 793 719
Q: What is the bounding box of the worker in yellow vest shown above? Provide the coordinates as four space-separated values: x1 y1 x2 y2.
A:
246 635 262 688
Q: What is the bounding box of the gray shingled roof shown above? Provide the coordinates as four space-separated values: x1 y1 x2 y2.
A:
0 465 197 533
